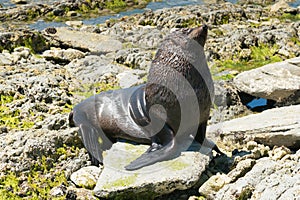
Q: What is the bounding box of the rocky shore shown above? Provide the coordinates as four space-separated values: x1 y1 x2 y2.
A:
0 0 299 199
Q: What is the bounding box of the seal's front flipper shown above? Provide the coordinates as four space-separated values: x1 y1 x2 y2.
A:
72 97 113 165
125 139 179 171
77 123 108 165
125 124 179 171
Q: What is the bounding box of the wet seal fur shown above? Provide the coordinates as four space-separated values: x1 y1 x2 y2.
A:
70 25 219 170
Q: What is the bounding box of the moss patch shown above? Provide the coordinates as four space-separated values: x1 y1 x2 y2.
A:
73 81 120 99
103 174 138 189
0 157 67 200
0 94 35 130
105 0 127 11
213 43 282 79
279 13 300 22
168 160 189 171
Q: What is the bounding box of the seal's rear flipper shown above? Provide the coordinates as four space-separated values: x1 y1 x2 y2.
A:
125 139 179 171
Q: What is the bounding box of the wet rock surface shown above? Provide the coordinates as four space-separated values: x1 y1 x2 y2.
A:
0 0 300 199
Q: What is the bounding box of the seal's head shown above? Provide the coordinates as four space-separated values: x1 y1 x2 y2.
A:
174 24 208 47
186 25 208 47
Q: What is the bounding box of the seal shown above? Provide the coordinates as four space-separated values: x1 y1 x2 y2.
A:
70 24 218 170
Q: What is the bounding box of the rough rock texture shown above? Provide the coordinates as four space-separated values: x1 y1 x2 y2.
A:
208 105 300 150
66 55 123 85
0 128 87 174
215 150 300 200
70 166 102 189
116 69 147 88
42 48 85 63
94 142 211 199
42 27 122 54
233 57 300 103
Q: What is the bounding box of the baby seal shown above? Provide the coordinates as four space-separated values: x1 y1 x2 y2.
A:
70 24 217 170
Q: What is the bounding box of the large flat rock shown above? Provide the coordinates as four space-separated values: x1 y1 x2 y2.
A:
233 57 300 102
207 105 300 149
43 27 122 54
94 142 211 199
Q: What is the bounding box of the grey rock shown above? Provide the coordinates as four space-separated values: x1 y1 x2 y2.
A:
43 27 122 54
70 166 102 189
115 48 152 70
94 142 211 199
0 53 13 65
208 105 300 149
66 20 83 27
233 57 300 102
270 0 290 13
215 154 300 200
66 187 98 200
50 184 67 197
199 174 231 199
0 128 84 172
43 48 85 63
116 69 147 88
66 55 124 85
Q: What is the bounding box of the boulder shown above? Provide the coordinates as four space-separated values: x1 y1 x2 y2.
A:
43 48 85 63
43 27 122 54
214 151 300 200
208 105 300 149
70 166 102 189
116 69 147 88
94 142 211 199
270 0 290 12
233 57 300 103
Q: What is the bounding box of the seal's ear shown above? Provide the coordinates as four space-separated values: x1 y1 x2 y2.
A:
188 24 208 47
69 111 75 127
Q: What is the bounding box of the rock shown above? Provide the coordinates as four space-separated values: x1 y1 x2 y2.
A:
43 48 85 63
0 53 14 65
208 105 300 149
199 174 231 198
94 142 211 199
11 0 27 4
66 21 83 27
116 69 146 88
70 166 102 189
268 146 292 160
214 155 300 200
0 128 84 173
66 187 98 200
43 27 122 54
115 48 153 70
199 159 256 198
233 57 300 103
66 55 124 85
270 0 290 13
13 47 31 59
66 11 79 17
50 184 67 198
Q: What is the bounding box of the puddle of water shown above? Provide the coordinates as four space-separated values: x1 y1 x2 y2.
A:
247 98 267 109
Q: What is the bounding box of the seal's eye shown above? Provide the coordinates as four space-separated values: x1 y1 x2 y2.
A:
181 28 193 35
